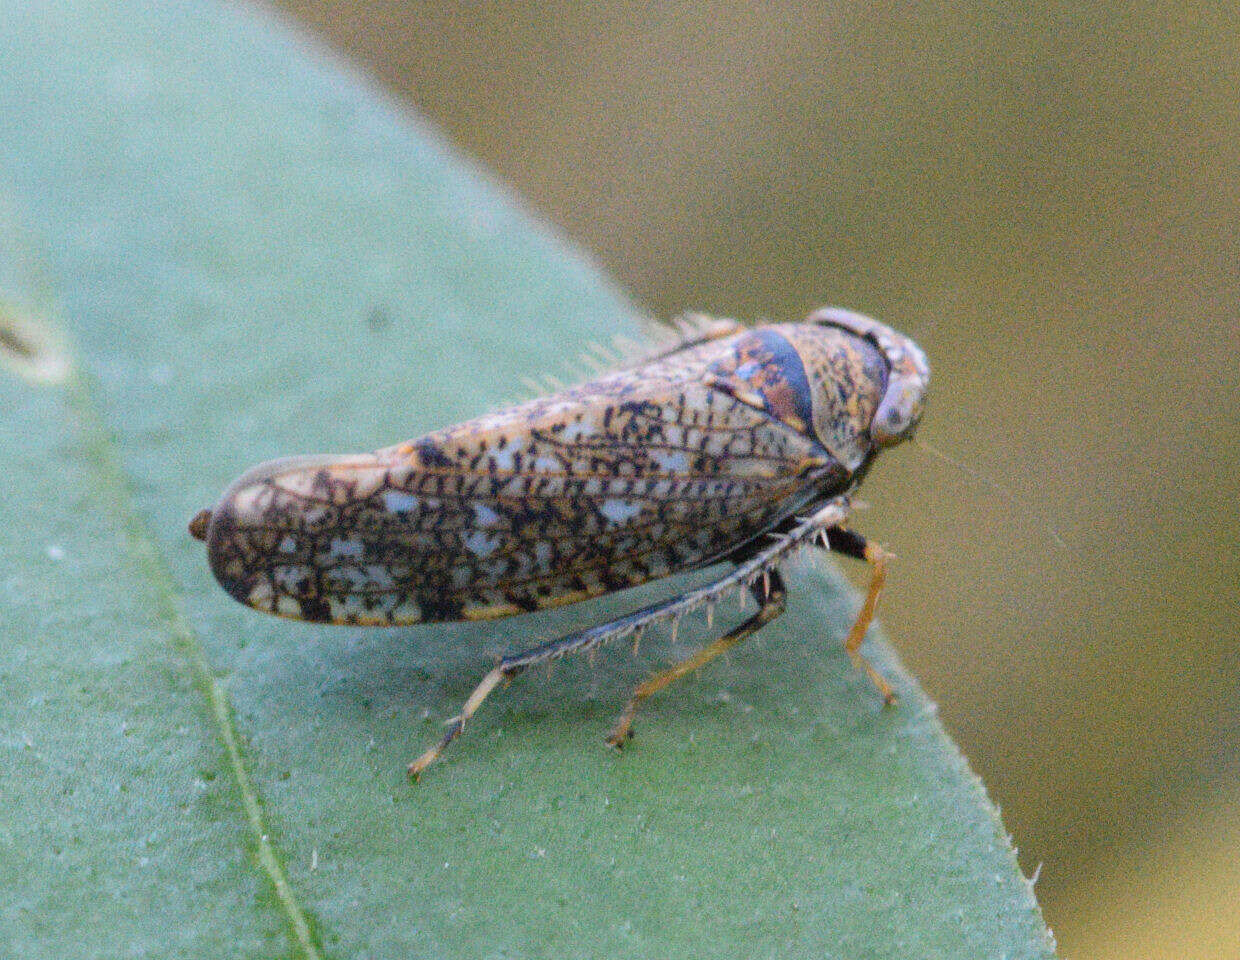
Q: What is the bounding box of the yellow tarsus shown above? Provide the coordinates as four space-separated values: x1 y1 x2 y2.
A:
843 542 897 705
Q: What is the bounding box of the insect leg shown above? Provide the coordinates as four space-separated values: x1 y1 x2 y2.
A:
407 665 507 780
605 569 786 748
408 500 851 779
407 593 721 779
406 575 757 780
821 526 897 705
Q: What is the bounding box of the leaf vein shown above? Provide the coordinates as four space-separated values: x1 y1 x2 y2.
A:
67 367 323 960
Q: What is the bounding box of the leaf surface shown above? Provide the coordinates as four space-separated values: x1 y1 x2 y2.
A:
0 3 1054 957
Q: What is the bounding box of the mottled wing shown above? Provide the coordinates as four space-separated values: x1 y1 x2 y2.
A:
206 336 847 625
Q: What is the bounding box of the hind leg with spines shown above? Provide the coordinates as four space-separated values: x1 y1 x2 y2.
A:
406 570 785 779
605 569 786 747
408 499 850 779
406 579 754 778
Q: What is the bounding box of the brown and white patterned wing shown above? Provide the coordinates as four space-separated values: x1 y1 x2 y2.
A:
205 341 844 625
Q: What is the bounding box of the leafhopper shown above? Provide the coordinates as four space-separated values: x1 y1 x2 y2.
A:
190 307 929 777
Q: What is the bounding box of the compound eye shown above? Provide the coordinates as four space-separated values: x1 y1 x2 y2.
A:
872 377 926 446
869 336 929 447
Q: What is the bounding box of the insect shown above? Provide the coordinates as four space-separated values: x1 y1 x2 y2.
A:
189 306 929 778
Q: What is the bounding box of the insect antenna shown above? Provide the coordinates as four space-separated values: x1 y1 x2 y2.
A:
912 436 1068 549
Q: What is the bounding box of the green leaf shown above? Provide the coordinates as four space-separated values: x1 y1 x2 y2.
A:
0 3 1055 957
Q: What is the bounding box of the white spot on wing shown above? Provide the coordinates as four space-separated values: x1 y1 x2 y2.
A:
559 417 596 441
491 437 519 470
363 565 395 589
463 530 501 558
650 449 689 472
391 599 422 624
329 538 363 558
600 499 642 525
383 490 419 514
274 564 311 591
322 564 396 592
247 580 274 607
472 503 501 527
301 504 329 525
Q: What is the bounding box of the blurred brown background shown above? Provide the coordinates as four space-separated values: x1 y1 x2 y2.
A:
273 2 1239 955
